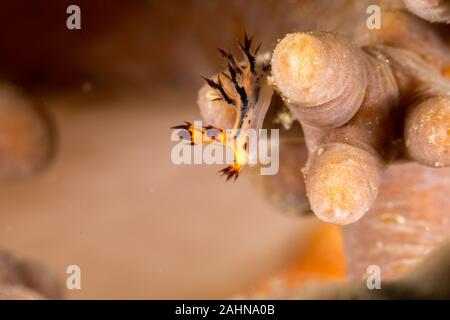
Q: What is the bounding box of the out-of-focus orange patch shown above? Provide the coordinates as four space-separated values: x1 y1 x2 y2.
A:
443 66 450 78
256 223 346 295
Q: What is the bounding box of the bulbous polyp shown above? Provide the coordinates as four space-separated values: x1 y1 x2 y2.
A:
403 0 450 23
197 80 236 129
249 94 311 216
305 143 383 225
0 83 53 179
255 136 310 216
405 95 450 167
271 32 366 128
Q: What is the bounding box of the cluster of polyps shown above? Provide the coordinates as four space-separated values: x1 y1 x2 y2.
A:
173 3 450 228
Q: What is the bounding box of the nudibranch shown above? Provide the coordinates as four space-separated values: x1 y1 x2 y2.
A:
173 34 273 180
